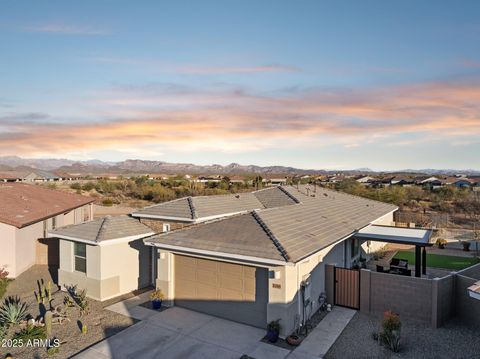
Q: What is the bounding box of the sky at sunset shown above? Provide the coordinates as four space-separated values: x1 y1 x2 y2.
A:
1 0 480 170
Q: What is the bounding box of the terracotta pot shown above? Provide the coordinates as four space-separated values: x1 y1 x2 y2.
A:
286 334 302 346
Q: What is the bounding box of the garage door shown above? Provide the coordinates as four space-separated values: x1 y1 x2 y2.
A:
174 255 268 328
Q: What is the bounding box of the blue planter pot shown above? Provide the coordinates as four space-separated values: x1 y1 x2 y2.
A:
266 330 279 343
152 299 162 310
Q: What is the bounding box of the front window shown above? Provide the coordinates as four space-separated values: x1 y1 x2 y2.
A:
74 243 87 273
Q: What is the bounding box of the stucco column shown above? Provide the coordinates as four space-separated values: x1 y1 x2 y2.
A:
156 249 174 306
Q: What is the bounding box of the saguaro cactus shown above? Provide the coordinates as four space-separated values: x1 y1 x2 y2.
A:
44 310 53 337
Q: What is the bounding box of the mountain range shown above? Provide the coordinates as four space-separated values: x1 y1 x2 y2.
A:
0 156 479 176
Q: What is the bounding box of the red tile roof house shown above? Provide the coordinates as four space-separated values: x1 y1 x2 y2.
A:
0 183 94 278
50 185 401 336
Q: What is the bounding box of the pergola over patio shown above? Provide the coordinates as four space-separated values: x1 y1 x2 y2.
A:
355 224 433 277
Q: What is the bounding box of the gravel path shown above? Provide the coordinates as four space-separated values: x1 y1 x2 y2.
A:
325 312 480 359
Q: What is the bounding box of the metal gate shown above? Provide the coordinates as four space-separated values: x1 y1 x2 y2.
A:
334 267 360 309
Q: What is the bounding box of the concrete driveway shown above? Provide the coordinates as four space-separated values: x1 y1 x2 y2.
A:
74 307 291 359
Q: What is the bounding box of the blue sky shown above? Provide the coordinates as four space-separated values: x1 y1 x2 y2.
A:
1 0 480 170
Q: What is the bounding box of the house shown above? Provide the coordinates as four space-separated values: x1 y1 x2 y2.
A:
0 183 94 277
356 175 376 184
51 186 395 335
390 175 415 186
49 216 154 301
142 185 396 336
23 169 62 182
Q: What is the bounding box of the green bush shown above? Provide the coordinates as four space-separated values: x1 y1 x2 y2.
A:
13 324 46 341
102 198 114 206
81 182 96 191
69 182 82 190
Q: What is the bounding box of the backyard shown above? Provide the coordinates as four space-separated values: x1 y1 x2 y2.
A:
393 250 480 270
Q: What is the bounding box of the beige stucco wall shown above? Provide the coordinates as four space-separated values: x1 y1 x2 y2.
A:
15 221 44 276
0 222 17 277
267 239 346 336
59 237 151 301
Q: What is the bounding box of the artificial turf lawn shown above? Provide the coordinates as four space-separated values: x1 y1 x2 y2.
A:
393 250 480 270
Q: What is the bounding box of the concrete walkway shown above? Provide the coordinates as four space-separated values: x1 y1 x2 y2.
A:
287 307 356 359
104 290 155 320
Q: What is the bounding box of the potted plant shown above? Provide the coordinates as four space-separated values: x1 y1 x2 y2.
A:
286 333 302 346
436 238 447 249
266 319 281 343
462 241 471 252
150 289 164 310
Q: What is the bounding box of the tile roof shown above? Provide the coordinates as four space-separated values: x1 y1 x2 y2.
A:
253 186 298 208
145 185 398 263
132 189 285 221
145 212 287 262
49 215 154 244
0 183 95 228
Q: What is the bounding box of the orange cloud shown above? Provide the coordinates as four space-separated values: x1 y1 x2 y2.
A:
2 79 480 157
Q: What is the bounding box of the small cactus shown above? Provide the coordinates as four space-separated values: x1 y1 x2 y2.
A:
47 281 52 302
81 323 87 334
44 311 53 337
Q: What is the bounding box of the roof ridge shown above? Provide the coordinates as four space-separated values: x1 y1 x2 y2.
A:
251 211 290 262
187 196 197 219
278 186 301 203
96 216 110 242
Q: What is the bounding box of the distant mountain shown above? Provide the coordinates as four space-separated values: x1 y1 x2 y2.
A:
0 156 479 176
0 156 77 170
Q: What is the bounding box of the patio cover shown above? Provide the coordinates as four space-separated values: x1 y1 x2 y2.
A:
355 224 433 246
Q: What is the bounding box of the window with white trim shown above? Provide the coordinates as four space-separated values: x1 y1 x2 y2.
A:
74 243 87 273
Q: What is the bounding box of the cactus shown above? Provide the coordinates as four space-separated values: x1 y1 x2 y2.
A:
44 310 53 337
82 323 87 334
47 281 52 303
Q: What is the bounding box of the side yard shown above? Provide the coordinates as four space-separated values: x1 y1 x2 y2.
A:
325 312 480 359
0 265 136 358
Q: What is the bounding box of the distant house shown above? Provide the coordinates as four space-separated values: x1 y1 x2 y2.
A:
445 177 473 188
23 169 62 182
0 183 94 278
391 176 415 186
356 176 376 185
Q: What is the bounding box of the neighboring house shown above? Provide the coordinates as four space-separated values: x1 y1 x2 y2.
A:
0 183 94 277
0 171 26 182
445 177 473 188
49 216 155 301
356 175 376 184
391 176 415 186
23 169 62 182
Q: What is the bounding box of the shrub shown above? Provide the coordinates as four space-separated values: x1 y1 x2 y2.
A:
13 324 46 341
0 297 29 326
69 182 82 190
81 182 96 191
0 325 7 340
379 310 401 352
436 238 447 249
102 198 114 206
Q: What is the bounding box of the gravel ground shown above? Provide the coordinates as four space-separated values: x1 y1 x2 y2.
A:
325 312 480 359
1 266 136 359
